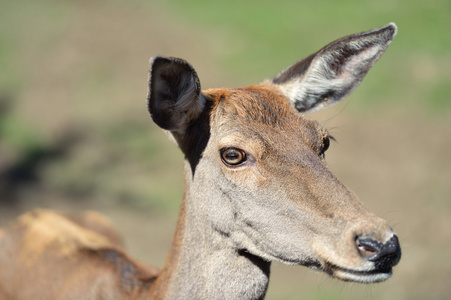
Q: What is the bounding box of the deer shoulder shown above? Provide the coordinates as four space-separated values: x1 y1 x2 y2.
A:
0 209 158 300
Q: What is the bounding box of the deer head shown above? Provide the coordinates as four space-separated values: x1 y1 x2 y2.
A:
147 23 401 299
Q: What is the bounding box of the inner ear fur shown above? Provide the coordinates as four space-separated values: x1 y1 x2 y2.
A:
147 56 205 133
272 23 397 113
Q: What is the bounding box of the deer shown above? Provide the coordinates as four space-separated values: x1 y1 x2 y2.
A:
0 23 401 300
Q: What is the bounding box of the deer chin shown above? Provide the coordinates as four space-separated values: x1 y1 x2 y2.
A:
269 254 393 284
319 261 393 284
258 252 393 284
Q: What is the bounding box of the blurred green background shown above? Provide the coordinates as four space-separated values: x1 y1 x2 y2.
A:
1 0 450 299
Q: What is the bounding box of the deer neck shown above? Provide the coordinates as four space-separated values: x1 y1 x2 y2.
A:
149 161 271 300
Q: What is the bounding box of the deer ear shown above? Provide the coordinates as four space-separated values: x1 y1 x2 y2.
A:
272 23 397 113
147 56 205 132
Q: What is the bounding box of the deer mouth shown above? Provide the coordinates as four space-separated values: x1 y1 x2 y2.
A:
322 261 392 283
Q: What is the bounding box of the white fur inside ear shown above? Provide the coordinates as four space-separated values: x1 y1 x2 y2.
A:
281 54 347 113
290 44 384 113
272 24 396 113
343 43 383 76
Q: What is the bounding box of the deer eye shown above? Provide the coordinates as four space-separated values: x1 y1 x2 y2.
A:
319 136 331 158
220 148 247 166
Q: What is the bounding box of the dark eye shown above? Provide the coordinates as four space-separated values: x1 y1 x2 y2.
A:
220 148 247 166
319 136 331 157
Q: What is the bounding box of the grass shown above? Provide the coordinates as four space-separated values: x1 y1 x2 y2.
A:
161 0 451 112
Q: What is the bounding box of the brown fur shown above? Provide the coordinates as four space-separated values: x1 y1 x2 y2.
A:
0 210 158 300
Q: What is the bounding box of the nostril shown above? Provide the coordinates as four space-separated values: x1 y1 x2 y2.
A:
356 238 377 259
355 235 402 269
355 236 382 260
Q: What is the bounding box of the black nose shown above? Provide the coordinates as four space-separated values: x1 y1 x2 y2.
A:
356 235 401 270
